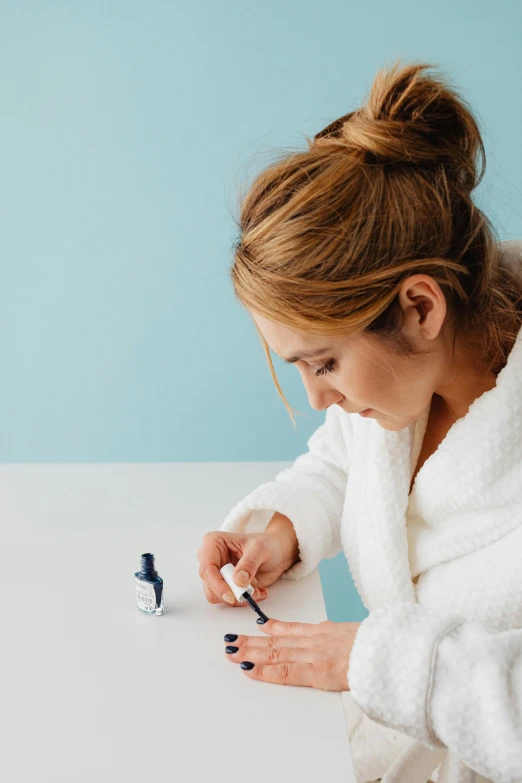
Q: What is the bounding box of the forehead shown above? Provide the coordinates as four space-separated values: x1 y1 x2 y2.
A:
251 312 335 357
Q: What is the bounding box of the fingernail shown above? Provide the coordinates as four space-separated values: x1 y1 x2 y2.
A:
257 618 267 624
224 634 238 642
241 661 255 670
236 570 249 586
222 593 235 604
225 646 239 654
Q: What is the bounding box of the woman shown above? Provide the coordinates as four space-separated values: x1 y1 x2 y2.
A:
196 59 522 783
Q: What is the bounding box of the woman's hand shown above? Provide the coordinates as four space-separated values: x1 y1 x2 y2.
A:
222 617 362 692
197 530 297 607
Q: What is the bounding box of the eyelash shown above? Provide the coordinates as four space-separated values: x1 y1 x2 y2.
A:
314 360 336 377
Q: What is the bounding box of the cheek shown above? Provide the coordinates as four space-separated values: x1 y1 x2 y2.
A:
341 356 424 417
340 359 399 405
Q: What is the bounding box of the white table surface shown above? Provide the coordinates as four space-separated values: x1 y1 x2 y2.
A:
0 462 356 782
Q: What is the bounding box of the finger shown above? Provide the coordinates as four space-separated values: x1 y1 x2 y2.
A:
225 632 306 649
233 539 272 590
197 544 263 604
257 618 322 638
224 589 269 606
225 644 318 665
240 661 320 688
203 582 222 604
203 582 268 606
202 580 238 605
197 532 248 603
198 558 238 603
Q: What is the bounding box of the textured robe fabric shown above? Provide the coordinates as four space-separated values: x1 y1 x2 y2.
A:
219 240 522 783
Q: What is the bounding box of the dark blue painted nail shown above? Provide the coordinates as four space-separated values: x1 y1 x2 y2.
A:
225 646 238 654
241 661 255 670
224 634 238 642
256 618 267 624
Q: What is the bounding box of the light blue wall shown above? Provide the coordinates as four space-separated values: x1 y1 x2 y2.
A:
1 1 520 620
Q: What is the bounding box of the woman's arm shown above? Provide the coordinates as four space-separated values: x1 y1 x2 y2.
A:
264 511 300 571
219 403 351 580
348 602 522 782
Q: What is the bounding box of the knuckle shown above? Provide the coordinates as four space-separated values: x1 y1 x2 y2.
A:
267 645 281 663
201 531 215 543
312 660 331 690
278 663 293 682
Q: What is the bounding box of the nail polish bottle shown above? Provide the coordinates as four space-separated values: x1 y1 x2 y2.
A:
135 553 164 615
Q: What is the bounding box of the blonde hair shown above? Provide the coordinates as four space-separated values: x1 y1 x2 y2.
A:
230 59 522 428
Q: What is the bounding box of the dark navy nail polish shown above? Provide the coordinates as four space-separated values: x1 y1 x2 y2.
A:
241 661 255 670
256 618 267 624
225 646 239 654
224 634 238 642
135 553 164 615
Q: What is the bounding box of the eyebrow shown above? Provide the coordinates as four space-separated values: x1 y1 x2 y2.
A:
282 347 332 364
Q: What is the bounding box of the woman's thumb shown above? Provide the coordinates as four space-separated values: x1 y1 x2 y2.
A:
233 548 262 588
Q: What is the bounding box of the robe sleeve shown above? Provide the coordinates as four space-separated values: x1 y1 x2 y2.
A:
347 602 522 782
219 404 351 580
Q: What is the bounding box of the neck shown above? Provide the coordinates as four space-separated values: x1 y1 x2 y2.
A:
434 340 503 420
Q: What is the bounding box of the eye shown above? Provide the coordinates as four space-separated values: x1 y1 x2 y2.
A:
314 359 336 377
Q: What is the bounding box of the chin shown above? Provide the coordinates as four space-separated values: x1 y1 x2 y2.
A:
375 421 401 431
372 413 413 432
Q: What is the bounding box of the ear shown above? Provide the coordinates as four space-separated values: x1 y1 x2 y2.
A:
397 274 446 341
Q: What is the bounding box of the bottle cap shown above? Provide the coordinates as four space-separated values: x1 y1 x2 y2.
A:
220 563 255 603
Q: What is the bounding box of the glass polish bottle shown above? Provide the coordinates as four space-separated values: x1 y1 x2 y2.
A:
135 553 164 615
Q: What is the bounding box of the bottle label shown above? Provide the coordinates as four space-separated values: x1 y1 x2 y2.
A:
135 578 157 611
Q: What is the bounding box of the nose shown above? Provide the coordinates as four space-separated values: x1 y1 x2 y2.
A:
306 386 344 412
301 370 344 411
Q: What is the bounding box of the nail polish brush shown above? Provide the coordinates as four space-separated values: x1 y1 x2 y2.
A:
220 563 270 624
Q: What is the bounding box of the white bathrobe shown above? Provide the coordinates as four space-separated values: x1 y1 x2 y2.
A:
219 239 522 783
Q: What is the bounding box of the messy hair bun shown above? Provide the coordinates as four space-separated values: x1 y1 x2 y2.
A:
231 58 522 427
313 61 483 195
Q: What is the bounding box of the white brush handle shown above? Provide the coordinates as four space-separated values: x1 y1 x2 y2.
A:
220 563 255 602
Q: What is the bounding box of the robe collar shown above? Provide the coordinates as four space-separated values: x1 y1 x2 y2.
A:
342 324 522 612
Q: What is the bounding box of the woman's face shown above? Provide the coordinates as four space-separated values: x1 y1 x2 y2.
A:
251 275 450 431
